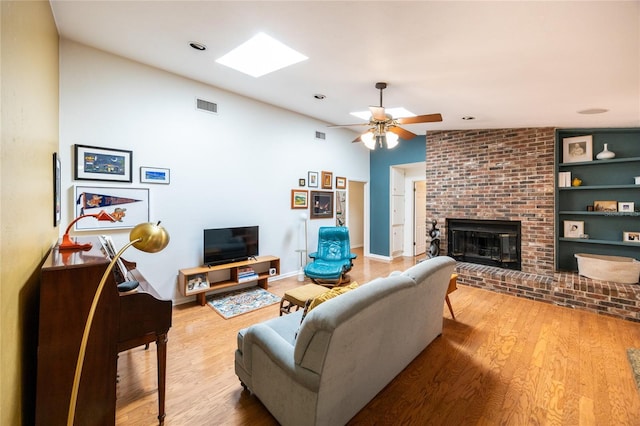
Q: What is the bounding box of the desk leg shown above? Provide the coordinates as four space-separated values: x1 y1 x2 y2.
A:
156 333 168 425
445 295 456 320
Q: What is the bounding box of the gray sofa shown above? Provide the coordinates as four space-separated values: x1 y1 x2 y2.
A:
234 256 456 426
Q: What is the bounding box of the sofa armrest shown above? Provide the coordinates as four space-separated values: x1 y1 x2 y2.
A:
243 323 321 392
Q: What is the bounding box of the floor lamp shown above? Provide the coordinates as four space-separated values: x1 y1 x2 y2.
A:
66 221 170 426
297 213 308 281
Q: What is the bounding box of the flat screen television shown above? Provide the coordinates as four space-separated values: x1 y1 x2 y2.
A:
204 226 259 266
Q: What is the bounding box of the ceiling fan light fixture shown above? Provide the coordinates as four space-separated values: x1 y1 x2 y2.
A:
385 131 399 149
361 131 376 150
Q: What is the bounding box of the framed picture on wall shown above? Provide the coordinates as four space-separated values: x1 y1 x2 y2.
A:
74 144 133 182
336 176 347 189
140 166 170 184
308 171 319 188
53 153 61 227
310 190 333 219
291 189 308 209
321 171 333 189
74 186 149 230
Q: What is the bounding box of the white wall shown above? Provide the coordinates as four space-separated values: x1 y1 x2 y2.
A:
59 39 370 303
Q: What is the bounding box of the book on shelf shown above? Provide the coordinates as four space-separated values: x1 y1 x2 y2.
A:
237 273 259 283
558 171 571 188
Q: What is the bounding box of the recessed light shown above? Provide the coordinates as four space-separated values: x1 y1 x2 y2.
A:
189 42 207 51
314 94 326 100
578 108 609 115
216 32 308 78
462 116 475 120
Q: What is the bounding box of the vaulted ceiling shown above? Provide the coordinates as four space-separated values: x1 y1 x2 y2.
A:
50 1 640 135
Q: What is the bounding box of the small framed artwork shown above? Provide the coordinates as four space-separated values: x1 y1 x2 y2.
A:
308 171 319 188
291 189 308 209
618 202 634 213
74 186 150 230
74 144 133 182
623 231 640 243
563 220 584 238
140 166 170 184
186 273 210 293
310 190 334 219
321 171 333 189
299 178 306 187
594 200 618 212
336 176 347 189
53 153 61 227
562 135 592 163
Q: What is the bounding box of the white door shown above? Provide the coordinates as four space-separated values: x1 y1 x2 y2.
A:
414 180 427 256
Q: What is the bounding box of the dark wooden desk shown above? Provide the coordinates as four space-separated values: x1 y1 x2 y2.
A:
35 238 172 425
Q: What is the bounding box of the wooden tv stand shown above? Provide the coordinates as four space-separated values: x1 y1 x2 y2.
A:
179 255 280 306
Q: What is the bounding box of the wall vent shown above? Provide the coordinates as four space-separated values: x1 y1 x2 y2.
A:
196 98 218 114
315 131 326 140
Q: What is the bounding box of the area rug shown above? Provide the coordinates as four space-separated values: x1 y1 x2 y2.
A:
207 287 281 319
627 349 640 391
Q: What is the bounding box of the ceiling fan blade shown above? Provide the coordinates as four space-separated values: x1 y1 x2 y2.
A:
328 123 369 128
352 135 362 143
369 106 386 121
396 113 443 124
388 126 417 140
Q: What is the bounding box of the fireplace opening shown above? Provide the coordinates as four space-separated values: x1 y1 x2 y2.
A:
446 218 521 270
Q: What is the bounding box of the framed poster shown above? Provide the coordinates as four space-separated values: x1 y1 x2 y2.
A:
74 144 133 182
74 186 149 230
310 190 333 219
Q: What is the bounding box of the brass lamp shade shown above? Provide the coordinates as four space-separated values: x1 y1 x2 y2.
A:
130 222 170 253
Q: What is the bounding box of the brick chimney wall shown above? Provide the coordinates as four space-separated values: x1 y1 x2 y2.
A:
426 127 556 275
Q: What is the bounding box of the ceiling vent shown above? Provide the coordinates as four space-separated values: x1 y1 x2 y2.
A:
315 131 326 140
196 98 218 114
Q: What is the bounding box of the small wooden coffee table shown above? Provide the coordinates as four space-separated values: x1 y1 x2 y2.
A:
280 283 329 316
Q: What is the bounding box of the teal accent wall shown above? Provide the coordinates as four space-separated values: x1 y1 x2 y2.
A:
370 135 426 256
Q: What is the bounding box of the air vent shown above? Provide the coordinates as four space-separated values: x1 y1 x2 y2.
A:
196 98 217 114
315 131 326 140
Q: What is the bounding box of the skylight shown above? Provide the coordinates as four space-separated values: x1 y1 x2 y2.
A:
215 32 308 78
350 107 416 121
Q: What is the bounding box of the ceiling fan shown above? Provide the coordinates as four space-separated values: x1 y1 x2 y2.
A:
330 82 442 150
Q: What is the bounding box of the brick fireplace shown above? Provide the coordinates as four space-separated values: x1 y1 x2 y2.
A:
426 128 640 322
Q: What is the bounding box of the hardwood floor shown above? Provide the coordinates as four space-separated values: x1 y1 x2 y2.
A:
116 251 640 425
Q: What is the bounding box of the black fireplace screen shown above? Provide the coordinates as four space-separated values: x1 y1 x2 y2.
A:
446 219 521 270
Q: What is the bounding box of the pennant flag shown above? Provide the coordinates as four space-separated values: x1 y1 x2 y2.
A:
77 192 142 215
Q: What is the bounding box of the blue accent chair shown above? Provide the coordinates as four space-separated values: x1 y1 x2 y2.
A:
304 226 357 286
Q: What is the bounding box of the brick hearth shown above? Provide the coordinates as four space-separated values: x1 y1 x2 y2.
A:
426 128 640 322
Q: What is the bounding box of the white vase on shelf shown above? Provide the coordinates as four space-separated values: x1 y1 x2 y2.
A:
596 143 615 160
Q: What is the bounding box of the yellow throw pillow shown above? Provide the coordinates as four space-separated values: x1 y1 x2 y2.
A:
299 282 359 324
307 282 359 312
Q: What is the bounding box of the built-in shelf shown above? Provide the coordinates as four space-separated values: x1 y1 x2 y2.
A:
558 237 640 247
559 185 640 190
559 211 640 216
559 156 640 167
555 128 640 271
